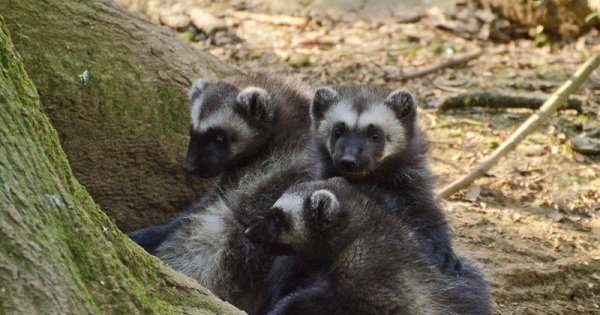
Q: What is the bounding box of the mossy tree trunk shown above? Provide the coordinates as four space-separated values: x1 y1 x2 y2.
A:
473 0 600 38
0 17 245 315
0 0 239 232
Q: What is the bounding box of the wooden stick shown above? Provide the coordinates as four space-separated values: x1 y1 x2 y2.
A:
402 49 483 80
438 91 582 112
437 52 600 199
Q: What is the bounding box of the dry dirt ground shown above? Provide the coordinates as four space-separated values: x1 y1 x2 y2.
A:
119 0 600 313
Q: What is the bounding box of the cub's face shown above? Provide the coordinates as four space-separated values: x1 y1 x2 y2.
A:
183 79 273 178
311 87 417 179
245 180 349 258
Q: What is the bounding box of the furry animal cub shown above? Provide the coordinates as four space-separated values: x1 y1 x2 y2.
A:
128 73 312 254
311 86 459 272
246 178 491 315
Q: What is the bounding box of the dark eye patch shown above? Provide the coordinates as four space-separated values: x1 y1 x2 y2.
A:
208 128 228 146
368 125 383 142
332 122 346 139
269 208 284 225
271 213 281 225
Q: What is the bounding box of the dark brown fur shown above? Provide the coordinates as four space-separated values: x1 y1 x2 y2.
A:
253 86 462 313
247 178 491 315
311 86 458 272
129 72 312 255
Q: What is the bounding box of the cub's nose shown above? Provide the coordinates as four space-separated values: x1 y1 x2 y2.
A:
340 156 357 169
182 160 198 174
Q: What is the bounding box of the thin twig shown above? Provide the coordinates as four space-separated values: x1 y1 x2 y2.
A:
434 83 468 93
402 49 483 80
437 52 600 199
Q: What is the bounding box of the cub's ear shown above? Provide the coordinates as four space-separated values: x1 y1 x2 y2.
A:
188 78 208 101
309 189 340 227
385 89 417 121
236 86 272 121
311 87 338 123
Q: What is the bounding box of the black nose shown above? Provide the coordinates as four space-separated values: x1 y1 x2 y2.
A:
340 156 357 169
182 160 198 174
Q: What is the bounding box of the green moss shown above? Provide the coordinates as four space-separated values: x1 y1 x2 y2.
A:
1 0 239 232
1 15 241 315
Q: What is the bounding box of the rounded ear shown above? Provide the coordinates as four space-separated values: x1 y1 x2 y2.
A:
309 189 339 225
236 86 272 121
385 89 417 120
310 87 338 123
188 78 208 101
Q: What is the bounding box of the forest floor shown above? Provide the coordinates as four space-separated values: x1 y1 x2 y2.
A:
120 0 600 313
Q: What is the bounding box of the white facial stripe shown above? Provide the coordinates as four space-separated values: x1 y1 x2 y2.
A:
327 101 358 128
357 103 406 159
192 107 254 154
273 193 307 245
273 193 304 213
317 101 359 153
196 107 234 132
190 94 205 129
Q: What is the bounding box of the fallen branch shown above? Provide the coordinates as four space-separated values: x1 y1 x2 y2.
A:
438 91 582 112
230 11 309 28
402 49 483 80
437 52 600 199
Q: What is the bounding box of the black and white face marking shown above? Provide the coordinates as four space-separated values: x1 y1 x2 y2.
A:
311 87 416 178
245 183 346 257
244 192 305 255
183 79 272 177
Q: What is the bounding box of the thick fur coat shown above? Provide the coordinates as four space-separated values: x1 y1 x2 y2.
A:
247 178 491 315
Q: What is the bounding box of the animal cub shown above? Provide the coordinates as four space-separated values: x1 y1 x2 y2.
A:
246 178 491 315
184 73 311 181
310 86 459 272
129 73 312 254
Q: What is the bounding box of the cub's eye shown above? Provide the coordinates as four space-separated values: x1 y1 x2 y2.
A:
270 213 282 226
332 124 345 139
371 132 380 142
271 215 280 224
333 128 341 138
212 133 227 145
369 127 382 142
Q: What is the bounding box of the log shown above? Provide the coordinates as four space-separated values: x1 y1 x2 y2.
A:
0 17 244 314
438 91 583 112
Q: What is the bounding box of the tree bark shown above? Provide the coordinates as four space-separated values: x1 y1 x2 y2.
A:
0 17 245 315
0 0 239 232
472 0 600 38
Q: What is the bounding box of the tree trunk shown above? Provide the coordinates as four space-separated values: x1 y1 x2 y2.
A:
0 0 239 232
0 17 245 315
473 0 600 38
